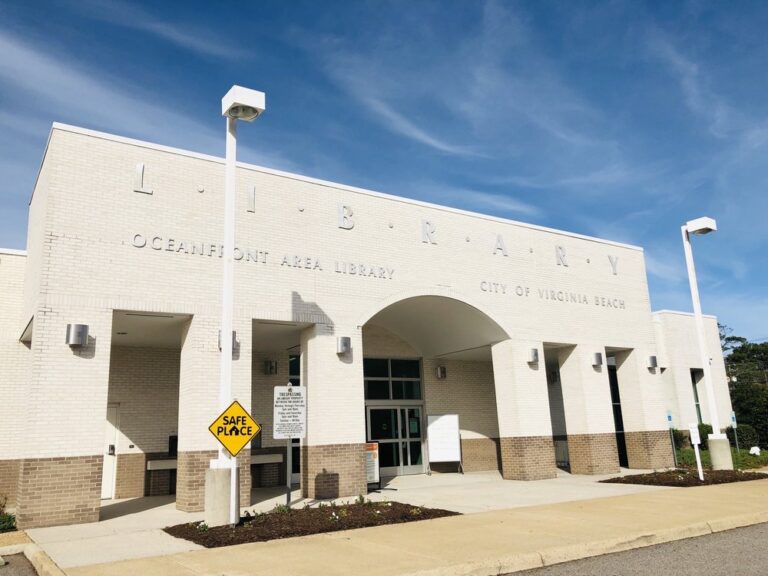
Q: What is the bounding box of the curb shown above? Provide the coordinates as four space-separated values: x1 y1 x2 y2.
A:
407 511 768 576
0 542 66 576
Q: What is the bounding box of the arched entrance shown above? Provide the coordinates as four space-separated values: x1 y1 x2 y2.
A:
361 295 510 477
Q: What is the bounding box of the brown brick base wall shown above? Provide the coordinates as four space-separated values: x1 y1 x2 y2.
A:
176 450 251 512
16 455 102 528
176 450 217 512
431 437 501 473
301 443 366 499
114 453 146 499
568 433 620 474
0 459 20 509
498 436 558 480
626 430 675 469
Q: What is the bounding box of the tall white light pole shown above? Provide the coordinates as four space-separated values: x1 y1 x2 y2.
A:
218 86 266 525
681 216 733 470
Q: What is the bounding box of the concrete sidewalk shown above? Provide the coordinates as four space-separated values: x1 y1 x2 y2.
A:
65 479 768 576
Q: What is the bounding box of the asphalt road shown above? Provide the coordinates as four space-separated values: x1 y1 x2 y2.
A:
514 522 768 576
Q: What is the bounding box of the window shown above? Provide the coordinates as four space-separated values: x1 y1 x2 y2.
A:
364 358 422 401
691 369 703 425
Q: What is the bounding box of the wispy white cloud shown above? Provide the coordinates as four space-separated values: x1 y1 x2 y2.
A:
0 28 296 172
647 31 741 139
363 96 481 157
66 0 242 59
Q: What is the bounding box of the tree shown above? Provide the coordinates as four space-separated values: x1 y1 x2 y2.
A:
721 325 768 447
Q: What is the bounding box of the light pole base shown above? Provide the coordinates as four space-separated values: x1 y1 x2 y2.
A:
204 467 239 527
708 435 734 470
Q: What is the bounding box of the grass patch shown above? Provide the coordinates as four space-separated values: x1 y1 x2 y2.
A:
675 448 768 470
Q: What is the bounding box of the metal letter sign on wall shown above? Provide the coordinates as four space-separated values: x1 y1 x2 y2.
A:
208 400 261 457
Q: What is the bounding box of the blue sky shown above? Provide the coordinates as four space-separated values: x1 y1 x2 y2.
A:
0 0 766 341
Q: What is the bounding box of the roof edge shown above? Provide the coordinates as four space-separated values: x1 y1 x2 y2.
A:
653 309 717 320
0 248 27 256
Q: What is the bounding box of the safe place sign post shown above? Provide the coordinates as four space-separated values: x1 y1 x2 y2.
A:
209 400 261 457
273 385 307 507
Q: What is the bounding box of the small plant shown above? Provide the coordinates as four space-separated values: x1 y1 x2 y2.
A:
408 506 423 516
355 494 366 505
318 502 328 509
338 508 349 518
196 522 209 533
0 494 15 533
272 504 290 514
329 511 340 523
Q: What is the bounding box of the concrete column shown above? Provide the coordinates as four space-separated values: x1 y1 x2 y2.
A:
613 350 674 469
557 344 619 474
177 315 252 511
491 340 557 480
16 308 113 528
300 324 366 499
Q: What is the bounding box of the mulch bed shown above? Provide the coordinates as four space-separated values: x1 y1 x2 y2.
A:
164 501 459 548
601 468 768 487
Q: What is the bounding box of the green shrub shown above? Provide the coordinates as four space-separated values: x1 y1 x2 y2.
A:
671 428 688 449
0 493 14 533
698 423 713 449
726 424 760 449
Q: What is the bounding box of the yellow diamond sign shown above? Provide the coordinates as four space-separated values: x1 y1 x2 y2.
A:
209 400 261 457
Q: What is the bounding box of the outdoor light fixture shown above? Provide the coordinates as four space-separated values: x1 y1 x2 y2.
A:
65 324 88 347
263 360 278 375
221 86 265 122
527 348 539 364
336 336 351 355
681 215 733 469
217 330 237 351
435 365 447 380
648 355 658 369
592 352 603 367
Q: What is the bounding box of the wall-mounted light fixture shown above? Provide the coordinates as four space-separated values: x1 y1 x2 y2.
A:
648 355 658 369
65 324 89 347
435 365 447 380
218 330 237 351
527 348 539 364
264 360 278 375
337 336 351 355
592 352 603 367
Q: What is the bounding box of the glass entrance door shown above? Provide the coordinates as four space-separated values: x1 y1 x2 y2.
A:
367 406 424 477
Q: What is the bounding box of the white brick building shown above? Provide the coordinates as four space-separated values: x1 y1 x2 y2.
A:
0 124 731 528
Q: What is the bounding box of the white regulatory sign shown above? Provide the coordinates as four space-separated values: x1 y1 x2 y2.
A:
273 385 307 440
688 424 701 446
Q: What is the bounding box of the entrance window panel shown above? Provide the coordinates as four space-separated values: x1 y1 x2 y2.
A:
407 409 422 438
364 358 389 378
390 359 420 378
370 409 398 440
379 442 400 468
409 441 422 465
365 380 390 400
391 380 421 400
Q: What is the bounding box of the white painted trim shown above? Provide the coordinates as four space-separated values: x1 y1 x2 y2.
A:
47 123 643 252
653 310 718 320
0 248 26 256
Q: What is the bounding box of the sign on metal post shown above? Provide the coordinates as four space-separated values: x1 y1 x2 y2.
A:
689 423 704 481
731 411 739 453
274 385 306 507
208 400 261 457
273 386 307 439
666 411 677 467
365 442 380 490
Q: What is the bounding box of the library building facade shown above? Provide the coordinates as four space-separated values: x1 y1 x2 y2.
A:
0 124 732 528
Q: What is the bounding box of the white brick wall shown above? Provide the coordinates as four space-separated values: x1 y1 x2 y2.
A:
107 346 180 454
653 311 732 431
0 251 30 460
